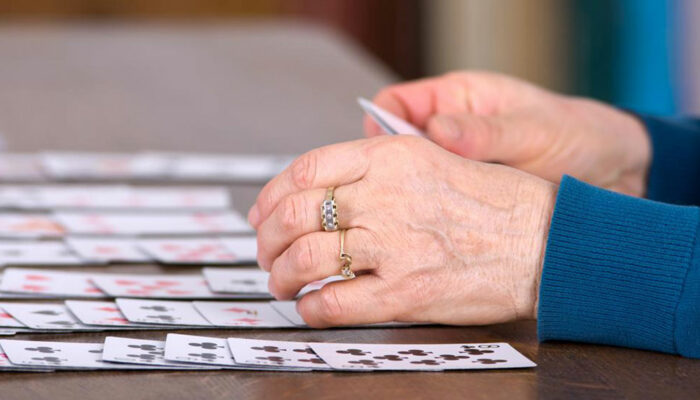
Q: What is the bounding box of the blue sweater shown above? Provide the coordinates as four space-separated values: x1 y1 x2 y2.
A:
538 116 700 358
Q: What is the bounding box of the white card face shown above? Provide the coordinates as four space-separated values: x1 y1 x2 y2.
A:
269 301 306 326
137 238 244 264
0 154 44 181
164 333 236 366
218 237 258 264
170 154 293 182
20 185 129 209
0 340 142 369
116 298 212 326
309 342 536 371
357 97 426 137
227 338 330 370
92 274 231 299
64 300 161 327
0 214 66 238
40 152 171 180
192 301 293 328
54 211 252 235
0 306 27 328
115 187 231 210
202 268 269 294
0 268 105 298
0 303 99 330
102 337 214 369
0 241 81 266
65 237 150 263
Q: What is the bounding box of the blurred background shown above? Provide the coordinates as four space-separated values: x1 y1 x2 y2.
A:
0 0 696 116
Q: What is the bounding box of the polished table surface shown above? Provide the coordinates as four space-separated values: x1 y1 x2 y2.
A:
0 22 698 400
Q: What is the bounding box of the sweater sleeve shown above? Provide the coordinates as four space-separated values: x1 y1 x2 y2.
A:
538 175 700 358
640 115 700 205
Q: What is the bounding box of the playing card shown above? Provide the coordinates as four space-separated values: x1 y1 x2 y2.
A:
161 333 304 372
92 273 251 299
357 97 426 137
192 301 294 328
64 300 166 328
202 268 269 294
0 339 155 370
137 238 249 265
0 268 106 298
54 211 252 235
0 344 54 372
65 237 151 263
40 152 171 180
0 303 102 331
169 154 294 182
0 154 45 182
269 300 419 329
0 306 27 328
0 214 65 238
15 185 129 209
218 236 258 264
116 298 212 326
0 241 82 266
309 342 536 371
163 333 238 367
102 337 215 369
227 338 330 370
112 187 231 210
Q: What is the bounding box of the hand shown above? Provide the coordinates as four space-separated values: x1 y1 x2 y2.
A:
248 136 557 328
365 71 651 197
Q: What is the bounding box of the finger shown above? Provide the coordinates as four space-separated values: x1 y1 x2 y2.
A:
365 75 469 137
296 274 394 328
268 228 378 300
425 112 538 163
256 183 363 269
249 140 371 228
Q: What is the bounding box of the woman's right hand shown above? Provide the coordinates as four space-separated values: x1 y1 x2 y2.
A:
365 71 652 197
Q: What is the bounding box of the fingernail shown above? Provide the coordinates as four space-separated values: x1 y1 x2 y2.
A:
433 115 461 140
248 204 260 227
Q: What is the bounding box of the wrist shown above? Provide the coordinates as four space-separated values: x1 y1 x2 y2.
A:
528 178 557 319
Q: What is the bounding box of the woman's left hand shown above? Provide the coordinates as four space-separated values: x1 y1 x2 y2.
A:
248 136 557 328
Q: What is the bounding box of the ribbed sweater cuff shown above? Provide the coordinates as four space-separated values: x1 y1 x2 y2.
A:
640 114 700 205
538 176 700 355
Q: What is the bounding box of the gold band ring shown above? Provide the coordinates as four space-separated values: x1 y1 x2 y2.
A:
339 229 355 279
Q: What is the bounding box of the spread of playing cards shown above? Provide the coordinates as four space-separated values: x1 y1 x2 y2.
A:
0 149 534 373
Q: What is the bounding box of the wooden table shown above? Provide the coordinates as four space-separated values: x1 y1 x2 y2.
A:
0 22 698 400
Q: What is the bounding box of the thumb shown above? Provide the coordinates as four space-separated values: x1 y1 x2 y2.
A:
426 113 528 163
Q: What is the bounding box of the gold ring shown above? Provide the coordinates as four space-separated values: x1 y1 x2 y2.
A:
339 229 355 279
321 186 339 232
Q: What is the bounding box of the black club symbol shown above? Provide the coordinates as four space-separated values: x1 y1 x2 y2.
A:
255 356 289 364
292 348 314 354
398 349 432 356
230 279 257 286
146 314 176 322
473 358 507 365
129 344 159 351
140 306 172 312
189 342 223 350
189 353 222 361
251 346 284 353
48 320 76 327
25 346 60 354
88 349 103 354
129 354 157 361
461 349 494 356
373 354 406 361
31 356 66 364
436 354 470 361
32 310 62 316
299 358 325 364
347 359 381 367
410 359 443 365
337 348 370 356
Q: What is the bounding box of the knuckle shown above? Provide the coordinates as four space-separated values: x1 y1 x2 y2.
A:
280 195 304 231
316 285 345 323
292 238 317 274
290 151 318 190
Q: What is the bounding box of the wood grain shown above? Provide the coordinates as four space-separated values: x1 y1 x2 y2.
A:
0 23 698 400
